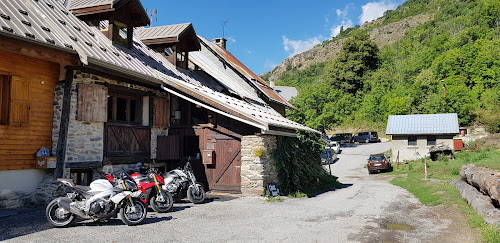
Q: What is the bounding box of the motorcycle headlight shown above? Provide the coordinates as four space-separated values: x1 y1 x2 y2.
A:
124 180 138 191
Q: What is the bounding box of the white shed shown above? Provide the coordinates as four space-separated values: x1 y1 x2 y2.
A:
386 113 459 161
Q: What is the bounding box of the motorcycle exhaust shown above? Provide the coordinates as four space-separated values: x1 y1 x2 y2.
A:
57 198 90 219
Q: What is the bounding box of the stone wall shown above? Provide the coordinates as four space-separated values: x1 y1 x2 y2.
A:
240 135 277 196
151 127 168 159
52 71 105 165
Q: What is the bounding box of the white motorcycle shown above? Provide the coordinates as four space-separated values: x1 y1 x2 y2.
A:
162 162 205 204
46 172 147 227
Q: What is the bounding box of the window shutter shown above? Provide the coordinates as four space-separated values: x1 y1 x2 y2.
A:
153 97 170 128
8 76 30 126
77 84 107 122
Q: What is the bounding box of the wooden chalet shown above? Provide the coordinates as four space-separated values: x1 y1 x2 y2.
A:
0 0 315 197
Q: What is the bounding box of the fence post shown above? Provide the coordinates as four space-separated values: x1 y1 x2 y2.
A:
424 155 428 179
396 151 400 170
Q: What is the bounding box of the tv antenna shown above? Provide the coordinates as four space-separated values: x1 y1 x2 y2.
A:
223 19 229 38
149 8 158 26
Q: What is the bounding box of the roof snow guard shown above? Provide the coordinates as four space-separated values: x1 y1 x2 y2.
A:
386 113 459 135
0 0 315 136
198 37 295 109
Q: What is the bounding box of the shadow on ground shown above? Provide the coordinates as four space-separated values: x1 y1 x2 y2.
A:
308 183 354 198
0 206 50 241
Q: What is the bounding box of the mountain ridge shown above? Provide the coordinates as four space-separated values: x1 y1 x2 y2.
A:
267 14 432 82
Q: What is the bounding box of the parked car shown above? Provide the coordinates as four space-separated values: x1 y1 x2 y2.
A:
329 141 341 154
322 133 341 153
321 149 337 165
367 153 392 174
353 131 380 143
330 133 353 144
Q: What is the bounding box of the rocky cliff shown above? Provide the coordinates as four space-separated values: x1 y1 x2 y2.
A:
268 14 431 82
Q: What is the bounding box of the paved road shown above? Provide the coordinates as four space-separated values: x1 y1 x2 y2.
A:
1 142 470 242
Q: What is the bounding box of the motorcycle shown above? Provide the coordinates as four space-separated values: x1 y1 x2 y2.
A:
46 172 147 227
163 162 205 204
101 166 173 213
129 166 173 213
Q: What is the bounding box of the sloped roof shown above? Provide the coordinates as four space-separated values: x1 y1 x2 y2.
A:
0 0 314 134
135 23 201 51
189 44 264 103
386 113 459 135
197 37 294 109
66 0 115 10
65 0 149 27
274 86 298 101
135 23 190 41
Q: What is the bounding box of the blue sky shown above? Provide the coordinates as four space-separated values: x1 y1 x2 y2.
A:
141 0 404 75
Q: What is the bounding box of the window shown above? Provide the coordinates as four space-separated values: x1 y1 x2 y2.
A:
107 94 142 124
408 136 417 146
0 75 29 126
427 136 436 146
0 75 10 125
112 20 128 47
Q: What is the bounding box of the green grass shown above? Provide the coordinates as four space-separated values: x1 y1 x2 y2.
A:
288 191 308 198
387 147 500 242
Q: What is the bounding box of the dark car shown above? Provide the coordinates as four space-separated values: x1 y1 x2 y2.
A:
330 133 353 144
367 153 392 174
353 131 380 143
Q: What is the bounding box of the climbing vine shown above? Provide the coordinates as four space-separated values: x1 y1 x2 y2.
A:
271 131 341 195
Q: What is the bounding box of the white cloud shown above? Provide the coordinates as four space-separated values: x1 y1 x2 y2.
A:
330 20 354 37
283 36 324 57
336 9 343 17
227 36 236 43
264 59 279 70
359 0 396 24
244 49 252 55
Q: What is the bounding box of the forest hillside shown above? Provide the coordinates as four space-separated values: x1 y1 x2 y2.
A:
265 0 500 133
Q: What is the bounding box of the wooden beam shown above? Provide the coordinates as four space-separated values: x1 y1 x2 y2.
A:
0 36 79 67
54 68 74 179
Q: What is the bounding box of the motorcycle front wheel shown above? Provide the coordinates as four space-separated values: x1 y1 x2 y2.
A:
119 198 147 226
46 198 76 227
187 184 205 204
150 190 173 213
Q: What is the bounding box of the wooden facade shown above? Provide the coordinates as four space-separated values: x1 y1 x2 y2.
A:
158 110 259 193
0 50 61 170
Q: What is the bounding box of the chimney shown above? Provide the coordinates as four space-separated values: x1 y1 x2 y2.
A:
212 38 227 49
270 80 275 89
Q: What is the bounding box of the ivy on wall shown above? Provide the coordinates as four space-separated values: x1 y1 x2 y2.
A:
271 131 341 195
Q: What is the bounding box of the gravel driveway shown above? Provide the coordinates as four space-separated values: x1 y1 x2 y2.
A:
0 142 476 242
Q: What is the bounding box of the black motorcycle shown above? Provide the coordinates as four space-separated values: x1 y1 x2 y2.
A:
162 162 205 204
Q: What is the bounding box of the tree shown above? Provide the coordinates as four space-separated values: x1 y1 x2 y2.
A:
323 31 380 94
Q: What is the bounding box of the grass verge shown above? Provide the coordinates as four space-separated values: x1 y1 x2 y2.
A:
387 145 500 242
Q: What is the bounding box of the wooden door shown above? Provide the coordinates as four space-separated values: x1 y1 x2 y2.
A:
208 137 241 193
105 124 150 158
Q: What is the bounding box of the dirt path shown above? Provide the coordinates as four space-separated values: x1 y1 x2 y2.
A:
333 142 480 242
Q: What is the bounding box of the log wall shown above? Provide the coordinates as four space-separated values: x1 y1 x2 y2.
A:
0 50 60 170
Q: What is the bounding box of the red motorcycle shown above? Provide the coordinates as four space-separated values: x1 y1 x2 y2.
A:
101 167 173 213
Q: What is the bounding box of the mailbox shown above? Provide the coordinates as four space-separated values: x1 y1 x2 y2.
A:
202 150 215 164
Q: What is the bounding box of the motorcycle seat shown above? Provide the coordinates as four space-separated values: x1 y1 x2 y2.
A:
58 178 75 187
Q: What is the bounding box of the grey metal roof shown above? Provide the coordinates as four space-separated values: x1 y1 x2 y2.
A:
135 23 191 41
386 113 459 135
274 86 298 101
189 44 264 103
0 0 316 134
65 0 115 10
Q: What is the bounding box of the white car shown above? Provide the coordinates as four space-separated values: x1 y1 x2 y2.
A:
327 141 341 154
